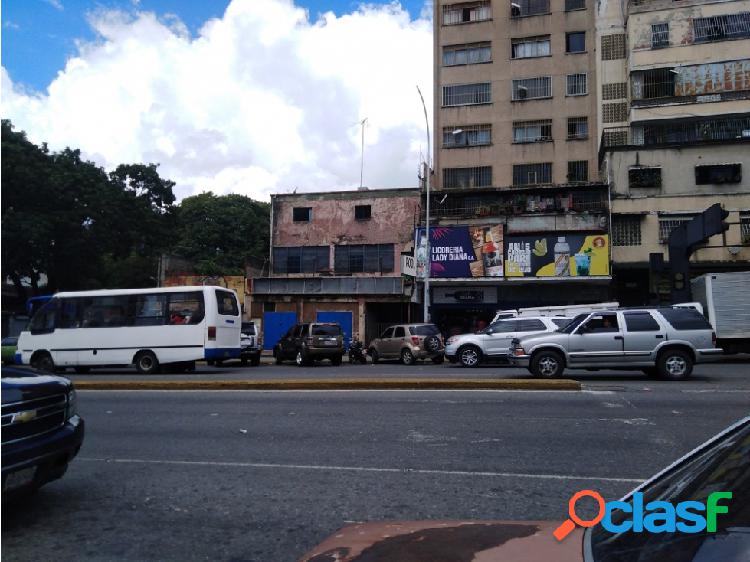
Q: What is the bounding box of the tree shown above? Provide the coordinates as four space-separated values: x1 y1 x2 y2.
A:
174 192 270 275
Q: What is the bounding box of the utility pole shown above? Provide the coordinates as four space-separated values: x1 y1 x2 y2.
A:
416 85 431 323
359 117 367 189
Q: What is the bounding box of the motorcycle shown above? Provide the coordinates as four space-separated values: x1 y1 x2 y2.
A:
348 337 368 364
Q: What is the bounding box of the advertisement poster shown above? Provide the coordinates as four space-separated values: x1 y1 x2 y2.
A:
415 225 503 278
504 234 609 277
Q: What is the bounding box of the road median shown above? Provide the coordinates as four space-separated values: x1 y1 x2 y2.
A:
74 378 581 391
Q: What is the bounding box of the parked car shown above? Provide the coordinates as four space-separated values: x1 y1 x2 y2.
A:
368 324 444 365
2 366 85 501
299 416 750 561
445 316 571 367
240 322 261 366
511 308 722 379
2 336 18 365
274 323 344 366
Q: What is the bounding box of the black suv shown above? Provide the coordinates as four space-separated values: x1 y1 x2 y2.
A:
274 323 344 366
2 367 85 500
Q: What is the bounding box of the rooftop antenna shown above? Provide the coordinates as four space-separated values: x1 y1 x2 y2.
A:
359 117 368 190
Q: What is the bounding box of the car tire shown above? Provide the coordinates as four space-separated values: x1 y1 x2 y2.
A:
74 366 91 374
431 355 445 365
134 351 160 375
657 349 693 380
424 335 441 353
369 349 379 364
296 350 309 367
31 352 55 373
331 356 342 366
251 355 261 367
530 350 565 379
458 345 482 368
401 348 415 366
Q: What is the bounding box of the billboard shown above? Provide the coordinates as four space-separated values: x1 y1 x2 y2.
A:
504 234 609 277
415 225 503 279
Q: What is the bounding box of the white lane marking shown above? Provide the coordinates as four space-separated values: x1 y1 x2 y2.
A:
681 390 750 394
597 418 654 426
78 457 643 484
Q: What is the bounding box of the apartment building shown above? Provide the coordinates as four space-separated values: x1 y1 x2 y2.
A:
597 0 750 304
250 189 420 348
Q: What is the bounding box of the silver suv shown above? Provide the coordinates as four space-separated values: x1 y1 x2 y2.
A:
445 316 571 367
510 308 722 380
368 324 444 365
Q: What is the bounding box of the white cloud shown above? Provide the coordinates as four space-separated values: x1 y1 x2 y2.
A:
44 0 64 11
1 0 432 201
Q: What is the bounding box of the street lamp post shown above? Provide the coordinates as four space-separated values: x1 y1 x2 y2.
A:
416 85 431 323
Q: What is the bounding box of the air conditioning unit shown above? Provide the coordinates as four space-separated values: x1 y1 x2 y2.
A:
517 86 528 99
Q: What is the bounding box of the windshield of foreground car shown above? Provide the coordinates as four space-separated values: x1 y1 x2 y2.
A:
590 419 750 562
557 313 589 333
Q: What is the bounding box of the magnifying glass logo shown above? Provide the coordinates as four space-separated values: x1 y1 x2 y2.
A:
553 490 606 541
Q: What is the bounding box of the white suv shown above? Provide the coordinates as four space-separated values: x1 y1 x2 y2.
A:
445 316 571 367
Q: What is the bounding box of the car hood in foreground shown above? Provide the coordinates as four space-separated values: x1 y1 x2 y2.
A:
1 367 72 405
299 520 583 562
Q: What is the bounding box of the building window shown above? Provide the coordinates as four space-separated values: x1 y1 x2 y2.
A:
631 68 675 100
692 13 750 43
567 117 588 140
442 83 491 106
511 36 550 59
334 244 395 274
513 120 552 143
602 82 627 100
273 246 330 274
565 0 585 10
740 212 750 244
355 205 371 220
612 216 642 246
601 34 626 60
443 124 492 147
629 167 662 189
442 1 491 25
638 116 750 146
292 207 311 222
444 166 492 188
659 215 696 244
652 23 669 48
567 161 588 183
566 32 586 53
443 42 492 66
512 163 552 186
566 73 587 96
695 164 742 185
511 77 551 100
511 0 550 18
602 102 628 123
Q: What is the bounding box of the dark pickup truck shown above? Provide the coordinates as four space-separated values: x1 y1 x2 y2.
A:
1 367 85 500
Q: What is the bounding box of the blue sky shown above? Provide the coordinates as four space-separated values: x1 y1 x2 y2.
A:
3 0 426 92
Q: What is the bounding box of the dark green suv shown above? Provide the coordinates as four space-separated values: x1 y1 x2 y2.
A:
273 323 344 367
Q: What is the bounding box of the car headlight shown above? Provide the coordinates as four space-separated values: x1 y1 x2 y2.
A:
67 388 78 419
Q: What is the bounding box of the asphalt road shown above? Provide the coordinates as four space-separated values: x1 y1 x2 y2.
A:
3 384 749 561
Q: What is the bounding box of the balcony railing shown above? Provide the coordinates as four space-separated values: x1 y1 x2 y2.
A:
602 117 750 148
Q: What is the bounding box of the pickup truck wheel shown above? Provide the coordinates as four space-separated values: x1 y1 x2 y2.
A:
458 346 482 368
657 350 693 380
134 351 160 375
401 348 415 366
531 350 565 379
369 349 379 364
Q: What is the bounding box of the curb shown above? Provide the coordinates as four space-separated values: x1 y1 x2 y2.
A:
73 378 581 391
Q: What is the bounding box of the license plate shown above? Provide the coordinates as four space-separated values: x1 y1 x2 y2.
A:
4 466 36 491
323 341 337 346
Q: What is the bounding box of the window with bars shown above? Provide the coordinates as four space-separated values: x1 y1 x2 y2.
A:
334 244 395 274
741 212 750 244
513 120 552 143
695 164 742 185
692 13 750 43
443 124 492 147
273 246 330 274
652 23 669 48
629 167 662 189
565 0 585 11
512 163 552 186
601 34 626 60
444 166 493 188
511 36 550 59
443 42 492 66
442 1 492 25
510 0 550 18
566 32 586 53
566 73 587 96
567 117 588 140
602 102 628 123
631 68 675 100
443 83 491 106
512 77 551 100
567 161 588 183
612 216 642 247
658 216 696 244
602 82 627 100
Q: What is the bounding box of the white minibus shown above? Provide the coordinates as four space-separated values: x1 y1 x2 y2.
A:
16 286 241 374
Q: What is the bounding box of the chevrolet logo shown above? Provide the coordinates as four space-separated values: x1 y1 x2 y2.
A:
11 410 37 424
